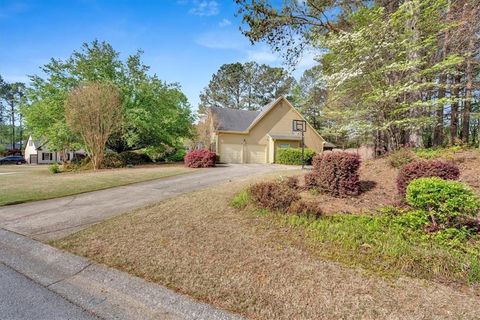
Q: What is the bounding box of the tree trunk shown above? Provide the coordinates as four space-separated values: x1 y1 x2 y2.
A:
450 75 461 144
433 74 447 146
10 100 15 150
462 37 474 144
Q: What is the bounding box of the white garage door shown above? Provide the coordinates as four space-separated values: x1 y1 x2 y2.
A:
246 144 266 164
219 143 242 163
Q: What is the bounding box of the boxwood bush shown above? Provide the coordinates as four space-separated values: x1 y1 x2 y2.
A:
396 160 460 195
406 177 480 227
276 147 315 165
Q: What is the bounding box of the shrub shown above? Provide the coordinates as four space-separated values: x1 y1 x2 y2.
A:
288 200 323 218
280 176 299 189
311 152 361 197
396 160 460 195
406 177 480 227
48 163 60 174
184 149 216 168
276 147 315 165
164 149 186 162
249 181 300 211
119 151 151 166
388 148 416 168
304 172 321 189
101 153 124 168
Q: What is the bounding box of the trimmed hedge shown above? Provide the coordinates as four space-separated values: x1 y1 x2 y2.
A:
406 177 480 227
102 153 124 168
311 152 361 197
184 149 216 168
249 181 300 211
276 147 315 165
119 151 151 165
396 160 460 195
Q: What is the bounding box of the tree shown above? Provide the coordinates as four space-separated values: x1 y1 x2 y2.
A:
198 61 295 112
0 79 26 150
237 0 479 150
22 40 193 155
65 83 122 170
290 65 326 130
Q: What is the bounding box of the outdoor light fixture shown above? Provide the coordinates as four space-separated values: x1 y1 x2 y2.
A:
292 119 307 169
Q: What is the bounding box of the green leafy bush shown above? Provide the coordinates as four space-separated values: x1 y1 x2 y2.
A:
164 148 186 162
406 177 480 227
48 163 60 174
119 151 151 165
101 153 124 168
276 147 315 165
414 146 463 160
249 181 300 212
388 148 416 168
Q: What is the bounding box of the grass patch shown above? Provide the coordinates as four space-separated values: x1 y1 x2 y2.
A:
413 145 463 160
0 164 193 206
284 213 480 284
230 189 251 209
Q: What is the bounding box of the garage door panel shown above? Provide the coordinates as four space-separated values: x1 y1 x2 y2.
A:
220 144 242 163
247 144 266 164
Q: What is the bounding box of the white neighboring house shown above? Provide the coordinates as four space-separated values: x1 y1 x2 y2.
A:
24 135 84 164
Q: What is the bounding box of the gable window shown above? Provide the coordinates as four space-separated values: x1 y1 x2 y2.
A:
42 153 53 161
28 140 33 146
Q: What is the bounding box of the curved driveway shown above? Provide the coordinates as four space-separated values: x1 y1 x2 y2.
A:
0 164 295 241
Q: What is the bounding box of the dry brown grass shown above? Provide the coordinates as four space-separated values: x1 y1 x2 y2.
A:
0 164 193 206
54 170 480 320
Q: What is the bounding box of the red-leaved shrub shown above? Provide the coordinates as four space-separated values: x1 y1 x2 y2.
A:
304 172 321 188
310 152 361 197
249 181 300 211
396 160 460 195
184 149 216 168
285 176 299 190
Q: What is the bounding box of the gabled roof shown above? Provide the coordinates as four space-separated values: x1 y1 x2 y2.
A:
210 96 324 142
210 107 260 132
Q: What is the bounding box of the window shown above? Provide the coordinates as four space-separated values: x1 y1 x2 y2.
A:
279 144 290 148
28 140 33 146
42 153 52 161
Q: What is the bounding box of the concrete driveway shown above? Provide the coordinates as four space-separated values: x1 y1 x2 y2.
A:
0 164 295 241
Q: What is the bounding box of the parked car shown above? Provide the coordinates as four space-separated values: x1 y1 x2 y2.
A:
0 156 26 165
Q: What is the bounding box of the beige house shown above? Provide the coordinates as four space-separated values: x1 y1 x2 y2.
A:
209 96 326 164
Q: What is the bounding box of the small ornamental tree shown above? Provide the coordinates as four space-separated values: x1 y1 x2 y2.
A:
311 152 361 196
65 83 122 170
396 160 460 195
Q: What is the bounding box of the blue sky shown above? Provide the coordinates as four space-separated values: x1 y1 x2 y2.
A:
0 0 317 111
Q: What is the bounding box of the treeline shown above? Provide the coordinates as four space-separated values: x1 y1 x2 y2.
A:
235 0 480 151
0 76 27 152
2 40 194 159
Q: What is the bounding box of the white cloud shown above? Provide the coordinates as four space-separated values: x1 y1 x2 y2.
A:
246 48 279 64
195 30 247 50
218 18 231 27
189 0 219 16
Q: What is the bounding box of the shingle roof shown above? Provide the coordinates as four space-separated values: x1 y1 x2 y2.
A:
210 107 260 132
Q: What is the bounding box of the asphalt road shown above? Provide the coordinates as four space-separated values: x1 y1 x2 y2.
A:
0 164 294 241
0 263 97 320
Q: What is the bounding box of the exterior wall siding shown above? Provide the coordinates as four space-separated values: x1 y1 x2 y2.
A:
215 98 325 163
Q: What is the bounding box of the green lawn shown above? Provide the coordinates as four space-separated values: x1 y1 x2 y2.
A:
0 164 194 206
